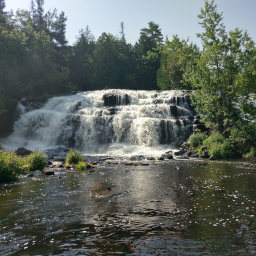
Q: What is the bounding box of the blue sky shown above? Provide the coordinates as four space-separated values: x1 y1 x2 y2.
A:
6 0 256 46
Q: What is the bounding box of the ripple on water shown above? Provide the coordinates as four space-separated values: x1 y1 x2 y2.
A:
0 161 256 255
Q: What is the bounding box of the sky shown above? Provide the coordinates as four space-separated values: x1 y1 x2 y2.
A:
5 0 256 46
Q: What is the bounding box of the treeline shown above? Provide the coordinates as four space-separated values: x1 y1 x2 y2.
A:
0 0 170 135
0 0 256 158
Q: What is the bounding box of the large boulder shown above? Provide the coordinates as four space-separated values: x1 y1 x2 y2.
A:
44 148 69 159
15 147 32 156
91 182 114 198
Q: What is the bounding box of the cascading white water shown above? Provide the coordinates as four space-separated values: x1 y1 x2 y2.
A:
1 90 201 157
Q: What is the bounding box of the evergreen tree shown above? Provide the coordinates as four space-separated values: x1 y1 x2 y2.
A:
135 21 163 90
31 0 46 32
50 11 67 46
70 26 95 90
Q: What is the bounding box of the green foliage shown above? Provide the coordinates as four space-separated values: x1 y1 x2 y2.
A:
203 133 225 146
189 132 207 149
187 0 256 135
25 151 48 171
203 133 234 159
69 26 95 90
0 151 27 183
228 123 256 156
134 21 163 90
207 140 234 159
136 21 163 56
75 161 88 171
66 150 83 165
0 1 73 137
93 32 135 89
158 35 199 90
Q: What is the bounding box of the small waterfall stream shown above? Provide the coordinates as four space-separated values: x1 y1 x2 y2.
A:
1 90 201 157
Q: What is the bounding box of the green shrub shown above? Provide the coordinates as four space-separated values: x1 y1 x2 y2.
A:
66 150 83 165
243 147 256 159
203 133 225 146
75 161 88 171
229 125 256 156
25 151 48 171
208 140 234 159
189 132 207 149
0 151 26 183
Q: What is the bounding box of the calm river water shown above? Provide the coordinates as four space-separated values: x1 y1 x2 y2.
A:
0 160 256 255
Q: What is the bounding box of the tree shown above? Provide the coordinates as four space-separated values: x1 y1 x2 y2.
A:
189 0 256 136
0 0 7 24
0 2 73 137
0 4 26 135
93 32 135 89
157 35 200 90
70 26 95 90
135 21 163 56
50 11 67 46
135 21 163 90
31 0 45 32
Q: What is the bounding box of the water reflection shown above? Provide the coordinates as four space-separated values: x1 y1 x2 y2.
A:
0 161 256 255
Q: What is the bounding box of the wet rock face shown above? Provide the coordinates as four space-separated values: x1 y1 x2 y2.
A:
5 90 205 155
103 93 130 106
91 182 114 198
18 97 47 114
170 105 178 117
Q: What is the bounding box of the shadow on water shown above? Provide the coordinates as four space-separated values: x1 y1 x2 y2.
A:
0 161 256 255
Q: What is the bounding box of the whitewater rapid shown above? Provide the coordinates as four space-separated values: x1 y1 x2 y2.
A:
1 90 200 157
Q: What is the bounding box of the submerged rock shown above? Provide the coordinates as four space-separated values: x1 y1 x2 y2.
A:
87 163 97 168
128 155 145 161
209 155 216 160
42 168 55 176
146 156 155 161
174 149 185 156
161 152 173 160
52 161 64 168
200 151 209 159
91 182 114 198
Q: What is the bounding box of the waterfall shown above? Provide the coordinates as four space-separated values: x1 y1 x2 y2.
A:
1 90 201 157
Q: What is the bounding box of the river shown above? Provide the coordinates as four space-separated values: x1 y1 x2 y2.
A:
0 160 256 255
